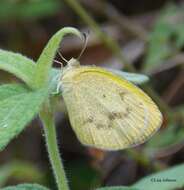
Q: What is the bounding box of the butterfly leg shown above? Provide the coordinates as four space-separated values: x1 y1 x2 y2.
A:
56 81 63 94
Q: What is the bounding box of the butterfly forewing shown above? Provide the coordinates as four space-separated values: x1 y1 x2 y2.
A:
61 66 163 150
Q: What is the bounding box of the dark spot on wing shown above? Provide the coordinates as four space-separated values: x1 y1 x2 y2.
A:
87 117 94 123
126 107 132 113
94 108 132 130
139 102 145 108
108 108 132 121
103 94 106 98
95 122 113 130
108 113 115 120
108 112 124 120
119 91 127 101
123 107 132 117
83 116 94 125
96 123 106 129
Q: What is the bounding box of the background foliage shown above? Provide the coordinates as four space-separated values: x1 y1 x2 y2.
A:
0 0 184 190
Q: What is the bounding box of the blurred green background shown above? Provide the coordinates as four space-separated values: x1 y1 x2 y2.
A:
0 0 184 190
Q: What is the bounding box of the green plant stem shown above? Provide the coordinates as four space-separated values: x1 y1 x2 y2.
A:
40 104 69 190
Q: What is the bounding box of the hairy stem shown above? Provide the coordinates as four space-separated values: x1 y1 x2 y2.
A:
40 104 69 190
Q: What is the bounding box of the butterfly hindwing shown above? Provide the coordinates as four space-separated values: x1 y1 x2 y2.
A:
61 66 162 150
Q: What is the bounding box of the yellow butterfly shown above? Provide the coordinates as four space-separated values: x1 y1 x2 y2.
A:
58 58 163 150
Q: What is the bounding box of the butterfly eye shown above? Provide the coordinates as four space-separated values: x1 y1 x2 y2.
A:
103 94 106 98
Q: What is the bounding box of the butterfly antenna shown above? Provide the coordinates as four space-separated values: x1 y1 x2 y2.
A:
57 50 69 63
54 59 64 69
77 31 89 60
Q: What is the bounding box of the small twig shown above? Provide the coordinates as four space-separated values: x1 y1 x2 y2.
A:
151 142 184 159
162 69 184 104
148 54 184 75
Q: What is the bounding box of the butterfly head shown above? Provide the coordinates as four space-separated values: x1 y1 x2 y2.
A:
67 58 80 68
60 58 81 81
62 58 80 74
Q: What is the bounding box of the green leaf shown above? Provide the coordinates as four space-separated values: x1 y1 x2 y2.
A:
34 27 82 89
66 160 101 190
2 183 49 190
144 123 184 157
0 49 36 88
144 4 184 72
0 86 48 151
48 68 60 94
133 164 184 190
0 84 29 101
106 68 149 84
96 186 139 190
0 0 60 21
0 161 44 187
